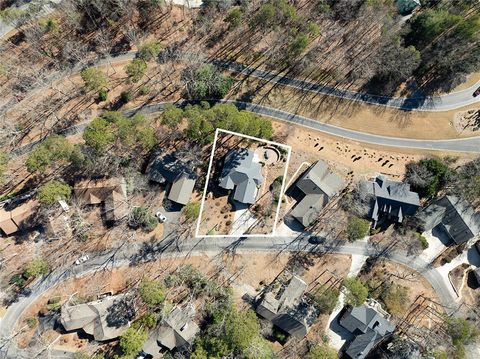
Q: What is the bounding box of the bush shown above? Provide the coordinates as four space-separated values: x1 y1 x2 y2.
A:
80 67 107 92
128 206 157 231
312 286 339 314
446 317 478 347
138 41 163 61
225 8 242 28
119 327 148 356
343 277 368 306
139 278 165 307
306 343 338 359
23 259 50 279
183 202 201 221
97 88 108 101
26 135 79 173
381 283 409 317
416 233 429 249
83 117 115 152
405 157 453 198
37 180 72 205
133 312 157 329
125 59 147 83
347 216 370 241
120 90 132 103
26 317 38 329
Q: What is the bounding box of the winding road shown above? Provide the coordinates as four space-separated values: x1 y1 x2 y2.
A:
0 235 459 358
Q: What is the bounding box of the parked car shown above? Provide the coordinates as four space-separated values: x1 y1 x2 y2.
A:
75 255 89 265
308 236 325 244
155 211 167 223
473 86 480 97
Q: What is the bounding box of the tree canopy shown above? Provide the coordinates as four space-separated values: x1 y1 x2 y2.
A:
37 180 72 204
125 59 147 83
139 278 165 307
119 327 148 357
405 157 453 198
26 135 81 173
80 67 108 92
184 64 233 100
343 277 368 306
347 216 370 241
306 343 338 359
23 259 50 279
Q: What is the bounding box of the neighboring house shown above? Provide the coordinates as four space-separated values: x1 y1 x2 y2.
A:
367 176 420 227
149 152 197 205
60 294 131 341
219 148 264 204
143 305 199 356
74 177 128 222
0 200 39 236
422 195 480 245
289 160 344 227
339 300 395 359
256 275 317 337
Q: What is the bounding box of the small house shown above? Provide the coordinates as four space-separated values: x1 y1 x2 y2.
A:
0 200 39 236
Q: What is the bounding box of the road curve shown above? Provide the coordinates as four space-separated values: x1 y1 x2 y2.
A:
10 99 480 158
0 236 458 358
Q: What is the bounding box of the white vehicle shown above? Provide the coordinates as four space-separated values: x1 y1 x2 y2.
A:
155 211 167 223
75 255 89 265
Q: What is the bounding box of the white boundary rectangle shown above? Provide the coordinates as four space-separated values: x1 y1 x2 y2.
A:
195 128 292 238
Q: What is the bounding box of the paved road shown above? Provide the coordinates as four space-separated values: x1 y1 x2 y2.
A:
10 99 480 158
0 235 459 358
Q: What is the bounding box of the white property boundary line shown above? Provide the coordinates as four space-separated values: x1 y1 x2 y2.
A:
195 128 292 238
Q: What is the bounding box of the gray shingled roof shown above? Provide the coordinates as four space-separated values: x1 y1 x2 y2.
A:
256 275 317 337
369 176 420 225
219 149 264 204
339 304 395 359
290 161 344 227
422 196 480 245
149 152 197 205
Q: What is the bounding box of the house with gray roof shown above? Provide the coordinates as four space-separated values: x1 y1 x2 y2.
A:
60 294 132 341
256 275 317 337
143 305 199 356
290 160 344 227
339 300 395 359
422 195 480 245
367 176 420 227
219 148 264 204
149 152 197 205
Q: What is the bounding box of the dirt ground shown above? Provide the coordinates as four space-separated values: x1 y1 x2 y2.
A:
15 251 352 351
231 76 480 141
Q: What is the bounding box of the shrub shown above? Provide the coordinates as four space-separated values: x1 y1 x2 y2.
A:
306 343 337 359
97 88 108 101
225 8 243 28
183 202 200 221
133 312 157 329
343 277 368 306
119 327 148 356
381 283 409 316
83 117 115 152
347 216 370 241
416 233 429 249
128 206 157 231
23 259 50 279
125 59 147 83
80 67 107 92
26 317 38 329
37 180 72 205
312 286 339 314
138 41 163 61
139 278 165 307
120 90 132 103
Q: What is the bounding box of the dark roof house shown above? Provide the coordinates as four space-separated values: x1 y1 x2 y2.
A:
339 300 395 359
149 152 197 205
143 305 199 356
60 294 132 341
219 149 264 204
422 196 480 245
367 176 420 227
256 275 317 337
290 160 344 227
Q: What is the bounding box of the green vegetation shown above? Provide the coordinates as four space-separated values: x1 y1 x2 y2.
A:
306 343 338 359
161 104 184 129
83 112 156 153
132 312 157 330
444 317 478 358
39 17 60 33
380 283 409 317
343 277 368 306
139 278 165 307
311 285 339 315
250 0 298 30
0 152 8 182
405 157 453 198
119 327 148 357
125 59 147 83
23 259 50 280
26 135 81 173
0 8 26 24
192 304 273 359
128 206 157 232
138 41 163 61
416 233 429 250
346 216 371 241
80 67 108 92
26 317 38 329
451 157 480 202
185 64 233 100
37 180 72 205
178 102 273 144
97 88 108 102
183 201 201 221
225 8 243 28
